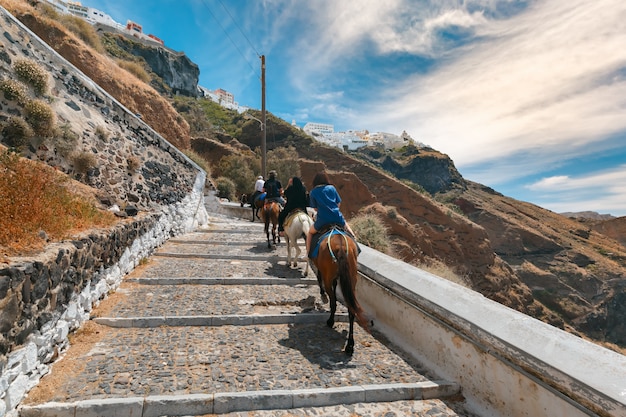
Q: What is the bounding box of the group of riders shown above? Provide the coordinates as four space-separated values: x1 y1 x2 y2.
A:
247 170 357 259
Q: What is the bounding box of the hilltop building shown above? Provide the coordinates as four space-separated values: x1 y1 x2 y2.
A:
42 0 164 46
303 122 334 136
301 120 420 151
198 86 248 113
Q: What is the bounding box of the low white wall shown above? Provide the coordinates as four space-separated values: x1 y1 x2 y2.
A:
356 245 626 417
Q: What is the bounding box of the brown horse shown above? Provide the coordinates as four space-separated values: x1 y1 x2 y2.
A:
261 200 281 248
312 229 368 355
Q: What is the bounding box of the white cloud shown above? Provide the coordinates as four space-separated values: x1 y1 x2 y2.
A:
352 0 626 172
525 166 626 216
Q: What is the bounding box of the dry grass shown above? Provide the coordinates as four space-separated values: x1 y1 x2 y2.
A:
0 150 116 256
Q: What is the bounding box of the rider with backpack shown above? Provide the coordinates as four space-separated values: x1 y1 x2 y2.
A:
263 170 285 206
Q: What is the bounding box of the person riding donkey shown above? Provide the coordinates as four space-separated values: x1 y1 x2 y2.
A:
263 170 285 206
306 171 358 259
250 174 265 207
278 176 309 237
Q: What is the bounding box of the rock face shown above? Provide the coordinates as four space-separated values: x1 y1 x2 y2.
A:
354 145 466 194
101 29 200 97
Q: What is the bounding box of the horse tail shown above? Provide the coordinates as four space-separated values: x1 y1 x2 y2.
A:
336 239 369 331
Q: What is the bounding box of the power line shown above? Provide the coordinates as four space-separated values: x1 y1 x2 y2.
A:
216 0 261 58
199 0 259 77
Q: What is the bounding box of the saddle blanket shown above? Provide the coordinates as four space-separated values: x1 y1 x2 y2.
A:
284 209 308 230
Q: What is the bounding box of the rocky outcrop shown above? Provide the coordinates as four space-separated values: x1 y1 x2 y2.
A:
451 181 626 346
590 216 626 248
353 145 466 194
101 30 200 97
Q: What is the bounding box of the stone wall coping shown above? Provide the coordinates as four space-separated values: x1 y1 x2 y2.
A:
357 245 626 410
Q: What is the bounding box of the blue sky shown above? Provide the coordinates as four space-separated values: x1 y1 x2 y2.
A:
80 0 626 217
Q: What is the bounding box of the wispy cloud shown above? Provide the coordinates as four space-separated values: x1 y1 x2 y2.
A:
356 0 626 170
525 166 626 215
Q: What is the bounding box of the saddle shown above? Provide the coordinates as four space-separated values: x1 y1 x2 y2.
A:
283 209 307 230
309 224 358 259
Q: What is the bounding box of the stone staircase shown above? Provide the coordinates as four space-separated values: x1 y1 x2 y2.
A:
18 212 464 416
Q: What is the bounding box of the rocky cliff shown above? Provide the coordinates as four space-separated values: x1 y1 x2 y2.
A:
353 144 466 194
98 28 200 98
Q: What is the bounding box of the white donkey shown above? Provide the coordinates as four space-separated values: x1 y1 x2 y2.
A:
284 210 314 277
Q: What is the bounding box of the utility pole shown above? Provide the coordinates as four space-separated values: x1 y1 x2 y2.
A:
261 55 267 179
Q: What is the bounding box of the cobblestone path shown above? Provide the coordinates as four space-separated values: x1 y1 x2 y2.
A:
20 210 469 417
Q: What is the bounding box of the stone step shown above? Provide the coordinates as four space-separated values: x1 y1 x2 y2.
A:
129 256 310 280
92 282 332 318
20 381 460 417
20 323 443 405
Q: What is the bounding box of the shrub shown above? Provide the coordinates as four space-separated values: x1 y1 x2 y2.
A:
95 125 109 141
71 151 97 175
0 151 115 254
116 59 150 83
218 154 257 195
24 99 56 137
53 123 79 157
182 148 210 174
215 176 236 201
267 146 300 183
0 79 29 105
13 59 49 96
127 155 141 172
350 213 390 253
2 116 34 149
418 259 470 287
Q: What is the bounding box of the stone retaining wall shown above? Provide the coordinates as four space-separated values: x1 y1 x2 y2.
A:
0 173 208 416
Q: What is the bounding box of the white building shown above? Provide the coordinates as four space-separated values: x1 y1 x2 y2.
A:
85 8 123 29
42 0 163 45
303 122 334 136
198 86 248 113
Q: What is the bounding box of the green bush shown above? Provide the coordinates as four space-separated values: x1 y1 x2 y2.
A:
350 213 390 253
2 116 34 150
215 176 236 201
24 99 56 137
267 146 300 184
0 79 29 105
13 59 49 96
218 154 257 195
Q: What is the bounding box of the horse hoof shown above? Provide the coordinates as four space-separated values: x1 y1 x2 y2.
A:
326 318 334 328
345 345 354 356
